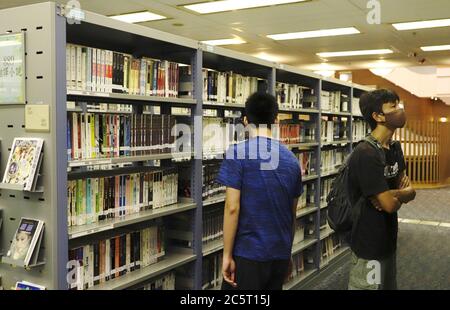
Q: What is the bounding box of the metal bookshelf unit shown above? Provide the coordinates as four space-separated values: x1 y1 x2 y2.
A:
0 2 374 290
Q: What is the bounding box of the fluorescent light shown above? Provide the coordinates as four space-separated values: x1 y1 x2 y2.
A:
317 49 393 58
267 27 360 40
369 68 394 76
184 0 307 14
110 11 166 23
393 18 450 30
421 44 450 52
201 38 246 46
314 70 335 77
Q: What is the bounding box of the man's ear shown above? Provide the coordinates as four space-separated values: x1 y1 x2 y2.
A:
372 111 385 124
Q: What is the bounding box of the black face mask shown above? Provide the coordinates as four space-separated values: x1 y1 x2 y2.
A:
382 108 406 129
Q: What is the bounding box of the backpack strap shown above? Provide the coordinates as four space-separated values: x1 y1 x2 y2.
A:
363 135 386 166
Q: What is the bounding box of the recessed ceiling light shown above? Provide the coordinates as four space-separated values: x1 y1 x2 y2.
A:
184 0 307 14
317 49 393 58
393 18 450 30
110 11 166 23
201 38 246 46
267 27 360 40
421 44 450 52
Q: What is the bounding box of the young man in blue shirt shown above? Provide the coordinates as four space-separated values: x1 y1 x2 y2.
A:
217 92 303 290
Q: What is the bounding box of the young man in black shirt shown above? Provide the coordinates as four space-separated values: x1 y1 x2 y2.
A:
348 89 416 290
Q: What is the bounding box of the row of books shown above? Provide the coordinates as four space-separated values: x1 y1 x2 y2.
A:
67 110 177 161
320 208 329 230
203 117 246 156
352 97 363 116
202 163 225 201
66 44 181 97
202 251 223 290
68 224 165 290
296 151 316 177
321 91 349 113
321 234 343 265
293 218 306 245
286 252 305 283
321 119 348 143
297 183 316 212
320 178 335 204
353 120 371 142
136 272 175 290
67 169 178 227
202 69 261 104
279 122 316 145
276 83 317 111
321 149 346 173
203 206 224 244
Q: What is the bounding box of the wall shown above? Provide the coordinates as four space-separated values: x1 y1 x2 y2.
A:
345 69 450 122
346 69 450 186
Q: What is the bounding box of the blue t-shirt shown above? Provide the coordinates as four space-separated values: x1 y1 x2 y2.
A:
216 136 303 261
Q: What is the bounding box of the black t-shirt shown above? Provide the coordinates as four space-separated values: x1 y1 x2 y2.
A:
348 140 406 260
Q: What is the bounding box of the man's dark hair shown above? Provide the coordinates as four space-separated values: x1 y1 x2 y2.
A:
244 92 278 128
360 89 400 130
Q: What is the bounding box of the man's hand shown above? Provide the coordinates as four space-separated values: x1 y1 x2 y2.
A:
369 197 384 212
399 174 411 189
222 255 237 287
285 258 293 283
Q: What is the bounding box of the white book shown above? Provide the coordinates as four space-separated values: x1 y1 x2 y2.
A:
70 45 76 90
81 48 87 91
76 46 82 90
92 48 97 92
86 47 92 92
66 45 71 89
96 49 101 93
6 218 44 267
2 138 44 191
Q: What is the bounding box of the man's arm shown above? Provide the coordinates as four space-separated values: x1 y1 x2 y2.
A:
370 172 416 213
222 187 241 287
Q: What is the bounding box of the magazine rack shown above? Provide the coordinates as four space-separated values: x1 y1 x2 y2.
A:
1 256 46 269
0 183 44 193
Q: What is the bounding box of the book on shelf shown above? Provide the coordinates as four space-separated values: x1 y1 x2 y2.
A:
320 208 328 230
321 91 348 113
352 97 362 116
297 184 308 211
6 218 44 267
66 44 184 98
320 178 335 204
202 69 266 105
2 138 44 191
202 251 223 290
68 168 178 227
278 121 316 145
293 218 306 245
15 281 46 290
68 222 165 290
202 116 246 157
321 118 348 143
353 120 370 142
67 107 177 161
203 205 224 245
286 252 305 283
276 83 317 110
296 150 316 177
134 271 175 290
320 149 346 173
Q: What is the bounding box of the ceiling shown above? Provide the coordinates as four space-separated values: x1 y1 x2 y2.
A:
1 0 450 71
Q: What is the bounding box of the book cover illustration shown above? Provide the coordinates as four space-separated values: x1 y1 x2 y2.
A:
2 138 44 191
6 218 44 266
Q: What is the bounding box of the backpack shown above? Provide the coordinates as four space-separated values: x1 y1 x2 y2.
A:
326 135 386 233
